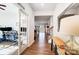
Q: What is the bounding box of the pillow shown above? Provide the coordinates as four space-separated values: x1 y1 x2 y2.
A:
5 30 18 42
0 31 3 38
0 31 3 42
65 40 79 54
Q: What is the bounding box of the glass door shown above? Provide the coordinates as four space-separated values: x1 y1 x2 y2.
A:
18 9 28 54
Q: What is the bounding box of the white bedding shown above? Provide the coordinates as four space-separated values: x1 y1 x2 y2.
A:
0 41 18 55
0 46 18 55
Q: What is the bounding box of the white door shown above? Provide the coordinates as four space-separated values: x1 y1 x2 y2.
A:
18 9 28 54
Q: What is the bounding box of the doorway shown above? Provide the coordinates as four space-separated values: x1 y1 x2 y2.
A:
22 16 54 55
34 16 50 42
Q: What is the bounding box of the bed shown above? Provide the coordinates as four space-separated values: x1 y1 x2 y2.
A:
0 41 18 55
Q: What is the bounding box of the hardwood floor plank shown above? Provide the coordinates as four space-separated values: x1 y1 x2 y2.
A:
21 32 55 55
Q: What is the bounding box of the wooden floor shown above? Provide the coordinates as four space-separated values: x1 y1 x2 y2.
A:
22 33 55 55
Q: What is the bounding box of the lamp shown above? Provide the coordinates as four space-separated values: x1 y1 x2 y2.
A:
60 15 79 36
59 15 79 54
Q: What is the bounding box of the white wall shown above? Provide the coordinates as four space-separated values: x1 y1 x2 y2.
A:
35 21 48 33
22 4 34 47
0 4 19 30
49 16 53 27
35 16 49 33
39 25 45 32
34 11 53 16
53 3 72 36
65 8 77 14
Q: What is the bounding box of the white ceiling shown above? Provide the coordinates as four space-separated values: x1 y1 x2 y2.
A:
70 3 79 9
30 3 56 24
29 3 57 11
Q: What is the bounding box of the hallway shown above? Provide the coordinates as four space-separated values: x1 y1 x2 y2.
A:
22 32 55 55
